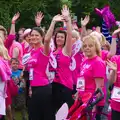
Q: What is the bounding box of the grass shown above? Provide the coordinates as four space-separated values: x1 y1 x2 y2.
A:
5 110 28 120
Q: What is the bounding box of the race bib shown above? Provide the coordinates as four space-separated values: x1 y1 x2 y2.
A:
111 86 120 102
0 96 6 115
76 77 85 91
29 68 34 80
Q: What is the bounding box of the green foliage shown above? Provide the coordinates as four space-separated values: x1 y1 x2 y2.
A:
0 0 120 31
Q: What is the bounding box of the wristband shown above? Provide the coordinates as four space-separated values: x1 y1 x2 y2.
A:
12 21 15 24
112 35 117 38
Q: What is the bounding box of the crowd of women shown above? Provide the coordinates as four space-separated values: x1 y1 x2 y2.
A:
0 4 120 120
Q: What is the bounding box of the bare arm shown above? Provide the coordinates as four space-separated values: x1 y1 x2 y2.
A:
62 5 72 56
107 60 117 84
9 12 20 35
44 15 63 55
95 78 104 90
107 28 120 59
81 15 90 39
63 17 72 56
107 37 116 59
12 47 19 58
109 70 117 84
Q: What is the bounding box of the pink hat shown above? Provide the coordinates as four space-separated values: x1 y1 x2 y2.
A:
23 28 31 37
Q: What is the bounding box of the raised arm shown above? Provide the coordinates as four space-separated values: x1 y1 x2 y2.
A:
35 11 44 27
62 5 72 56
107 60 117 84
107 29 120 59
9 12 20 35
81 15 90 39
44 14 63 55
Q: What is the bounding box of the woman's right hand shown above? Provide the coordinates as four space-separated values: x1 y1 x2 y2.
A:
12 12 20 24
52 14 64 22
81 15 90 27
112 28 120 36
106 59 117 71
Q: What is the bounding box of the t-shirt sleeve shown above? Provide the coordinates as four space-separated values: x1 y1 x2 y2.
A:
92 60 106 78
5 34 15 50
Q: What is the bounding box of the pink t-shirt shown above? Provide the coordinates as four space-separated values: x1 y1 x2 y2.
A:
78 56 106 105
101 50 109 61
111 55 120 112
53 49 73 89
27 48 50 87
9 41 23 69
5 34 15 50
21 41 30 55
0 57 11 81
72 51 84 85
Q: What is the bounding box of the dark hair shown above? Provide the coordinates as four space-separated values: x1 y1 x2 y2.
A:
31 27 45 37
10 58 19 64
16 28 25 42
54 30 67 49
31 27 45 43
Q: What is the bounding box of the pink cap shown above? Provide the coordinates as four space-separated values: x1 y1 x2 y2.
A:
23 28 31 37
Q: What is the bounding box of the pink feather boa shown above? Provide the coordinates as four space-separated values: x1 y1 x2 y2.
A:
95 5 116 29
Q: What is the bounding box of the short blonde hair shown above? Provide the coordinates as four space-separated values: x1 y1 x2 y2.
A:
72 30 80 39
82 35 101 57
0 38 10 60
90 31 106 46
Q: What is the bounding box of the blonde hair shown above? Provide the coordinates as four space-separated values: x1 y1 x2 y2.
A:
102 41 111 51
0 38 10 60
72 30 80 39
90 31 106 46
0 25 7 36
82 35 101 57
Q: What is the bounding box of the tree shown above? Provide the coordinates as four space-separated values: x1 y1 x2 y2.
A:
0 0 120 31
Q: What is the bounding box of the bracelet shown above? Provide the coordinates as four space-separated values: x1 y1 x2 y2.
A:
65 19 69 23
12 21 15 24
112 35 117 38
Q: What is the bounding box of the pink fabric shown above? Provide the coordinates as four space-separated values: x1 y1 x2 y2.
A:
110 55 120 112
0 57 12 108
27 48 50 86
21 41 30 54
0 57 11 81
9 41 23 69
53 49 73 89
6 82 12 107
24 45 33 54
101 50 109 61
72 52 84 85
4 34 15 50
78 56 106 105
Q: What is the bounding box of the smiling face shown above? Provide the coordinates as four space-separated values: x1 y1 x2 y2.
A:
30 30 43 45
55 32 66 49
25 34 31 43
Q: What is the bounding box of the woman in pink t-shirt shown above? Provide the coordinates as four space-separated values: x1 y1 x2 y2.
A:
107 56 120 119
77 35 106 120
26 26 55 120
0 38 12 120
45 5 74 113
